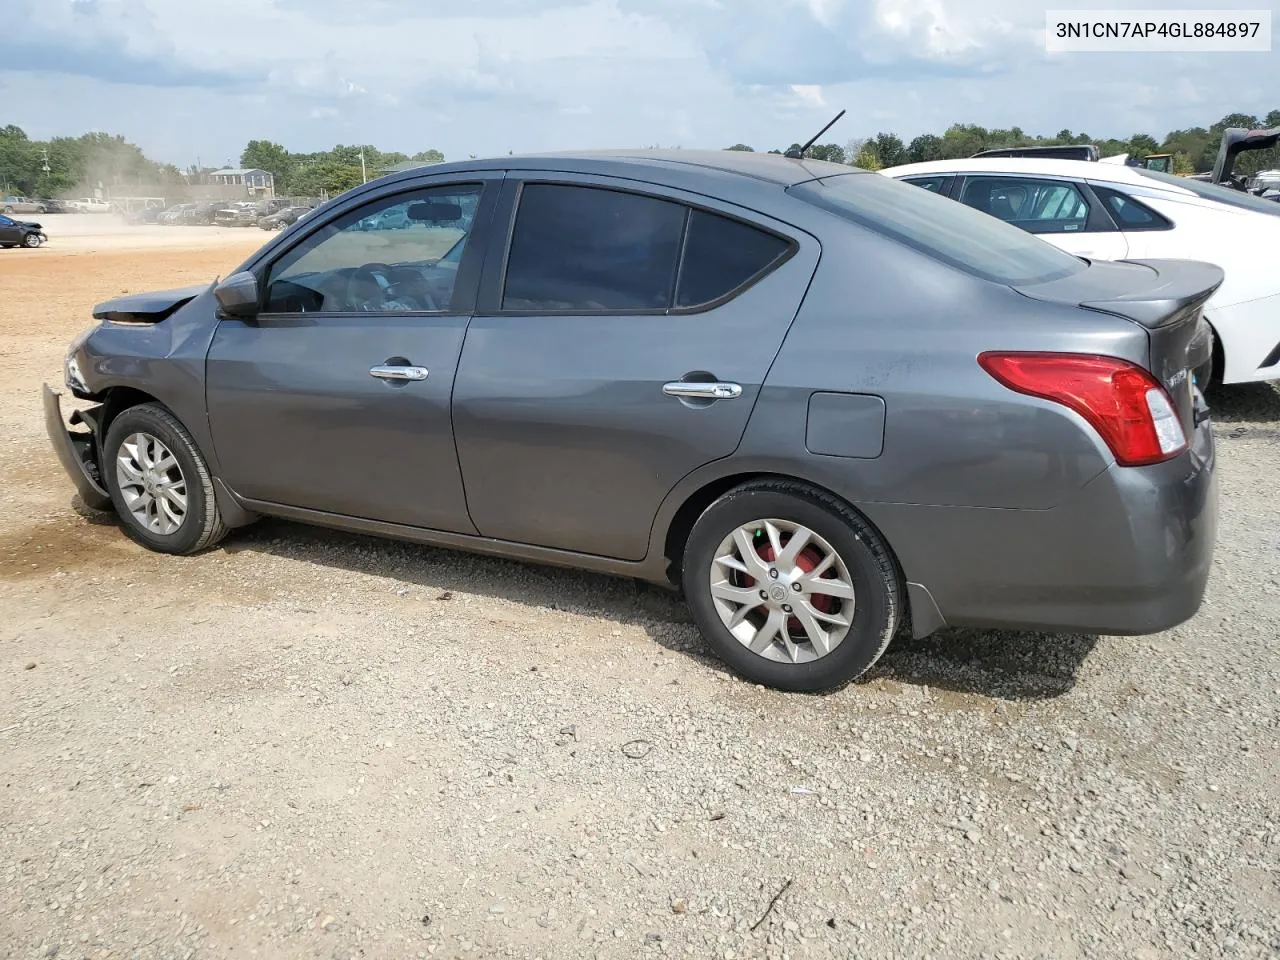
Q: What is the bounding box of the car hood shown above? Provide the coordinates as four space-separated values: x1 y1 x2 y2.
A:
92 282 213 323
12 219 42 229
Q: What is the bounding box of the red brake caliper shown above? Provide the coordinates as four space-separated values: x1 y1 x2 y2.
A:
754 536 835 639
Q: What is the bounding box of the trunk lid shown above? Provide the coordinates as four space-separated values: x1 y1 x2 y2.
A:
1015 257 1224 440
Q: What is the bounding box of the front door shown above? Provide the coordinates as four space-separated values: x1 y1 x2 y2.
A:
452 177 820 561
956 174 1129 261
206 177 497 532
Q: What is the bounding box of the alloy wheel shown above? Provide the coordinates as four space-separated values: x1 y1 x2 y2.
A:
708 518 856 663
116 432 188 535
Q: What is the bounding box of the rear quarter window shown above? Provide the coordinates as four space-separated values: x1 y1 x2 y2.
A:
790 172 1087 286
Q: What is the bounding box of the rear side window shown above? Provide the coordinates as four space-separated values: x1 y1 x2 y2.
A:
502 183 791 312
1091 185 1173 230
675 209 790 307
958 176 1090 234
503 184 685 311
791 173 1085 286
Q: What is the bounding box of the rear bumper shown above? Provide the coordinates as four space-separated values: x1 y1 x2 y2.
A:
873 419 1218 637
42 384 112 511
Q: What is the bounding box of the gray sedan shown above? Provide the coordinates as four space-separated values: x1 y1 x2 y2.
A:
45 150 1219 692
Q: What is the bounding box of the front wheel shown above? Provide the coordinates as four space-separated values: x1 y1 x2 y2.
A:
102 403 229 555
22 233 42 248
682 481 901 693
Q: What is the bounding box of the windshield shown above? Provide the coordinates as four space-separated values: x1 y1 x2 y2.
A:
1136 168 1280 216
790 172 1086 286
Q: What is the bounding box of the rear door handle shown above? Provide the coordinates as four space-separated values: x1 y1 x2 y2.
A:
662 381 743 400
369 364 429 382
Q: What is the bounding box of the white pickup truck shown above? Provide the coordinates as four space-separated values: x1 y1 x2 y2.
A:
71 197 114 214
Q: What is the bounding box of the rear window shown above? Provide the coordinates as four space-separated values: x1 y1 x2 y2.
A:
790 172 1087 286
1135 168 1280 215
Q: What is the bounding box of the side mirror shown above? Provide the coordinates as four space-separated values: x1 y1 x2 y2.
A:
213 271 260 320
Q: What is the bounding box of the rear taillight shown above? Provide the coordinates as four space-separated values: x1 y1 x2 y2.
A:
978 352 1187 466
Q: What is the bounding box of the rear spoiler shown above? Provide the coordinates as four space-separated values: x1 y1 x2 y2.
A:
1210 126 1280 186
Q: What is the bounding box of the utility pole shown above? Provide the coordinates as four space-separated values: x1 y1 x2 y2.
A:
360 149 368 183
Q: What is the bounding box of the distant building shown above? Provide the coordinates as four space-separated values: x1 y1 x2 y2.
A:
208 168 275 195
379 159 443 177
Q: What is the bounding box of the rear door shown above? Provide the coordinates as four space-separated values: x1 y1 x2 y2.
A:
452 176 820 561
956 174 1129 260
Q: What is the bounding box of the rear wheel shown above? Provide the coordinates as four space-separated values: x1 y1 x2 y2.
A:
102 403 229 555
682 481 901 692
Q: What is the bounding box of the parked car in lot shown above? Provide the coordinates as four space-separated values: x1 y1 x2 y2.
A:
882 156 1280 386
214 201 262 227
44 150 1220 692
3 195 47 214
39 198 72 214
158 203 194 225
258 205 314 230
0 213 47 247
71 197 113 214
181 201 224 226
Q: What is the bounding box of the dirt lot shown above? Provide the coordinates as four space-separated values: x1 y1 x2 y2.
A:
1 237 1278 960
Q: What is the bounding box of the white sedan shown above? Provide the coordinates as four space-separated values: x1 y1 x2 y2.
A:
881 157 1280 386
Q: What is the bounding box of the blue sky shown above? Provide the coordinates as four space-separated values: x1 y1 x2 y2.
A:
0 0 1276 166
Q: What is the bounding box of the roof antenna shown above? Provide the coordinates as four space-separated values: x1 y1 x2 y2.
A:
785 109 846 159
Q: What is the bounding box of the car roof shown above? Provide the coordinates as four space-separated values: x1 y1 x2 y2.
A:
880 157 1167 190
377 148 863 189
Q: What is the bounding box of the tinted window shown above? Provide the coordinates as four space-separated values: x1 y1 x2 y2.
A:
790 173 1085 286
265 183 481 314
959 176 1089 234
1092 185 1173 230
675 210 790 307
503 184 684 311
902 175 951 194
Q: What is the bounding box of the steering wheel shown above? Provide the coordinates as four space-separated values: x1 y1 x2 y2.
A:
344 262 395 311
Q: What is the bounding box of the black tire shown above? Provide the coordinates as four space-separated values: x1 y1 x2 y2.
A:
22 233 42 248
682 480 901 693
102 403 229 555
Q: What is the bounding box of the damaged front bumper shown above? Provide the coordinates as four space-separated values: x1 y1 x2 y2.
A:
42 383 112 511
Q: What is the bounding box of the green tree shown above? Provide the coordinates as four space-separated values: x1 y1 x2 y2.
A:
240 140 292 179
1127 134 1160 157
808 143 846 163
871 132 905 167
906 134 943 163
412 149 445 163
724 143 754 152
288 159 364 197
853 142 882 171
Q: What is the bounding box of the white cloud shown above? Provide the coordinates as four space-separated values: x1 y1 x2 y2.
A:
1 0 1276 167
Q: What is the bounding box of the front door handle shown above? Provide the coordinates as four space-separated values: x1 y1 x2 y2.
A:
370 364 429 382
662 381 743 400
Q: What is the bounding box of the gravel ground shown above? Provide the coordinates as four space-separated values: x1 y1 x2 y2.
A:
1 244 1277 960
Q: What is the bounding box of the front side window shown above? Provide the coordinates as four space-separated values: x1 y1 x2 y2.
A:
958 176 1090 234
264 183 482 314
0 216 12 226
790 172 1085 286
